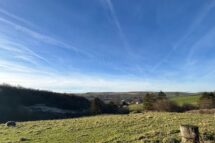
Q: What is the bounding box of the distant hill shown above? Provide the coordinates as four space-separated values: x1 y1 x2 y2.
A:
0 84 204 122
78 91 198 104
0 84 90 122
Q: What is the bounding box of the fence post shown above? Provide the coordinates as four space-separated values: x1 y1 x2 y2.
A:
180 124 200 143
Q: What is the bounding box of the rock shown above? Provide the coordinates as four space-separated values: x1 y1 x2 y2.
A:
138 136 145 140
5 121 16 127
19 137 29 142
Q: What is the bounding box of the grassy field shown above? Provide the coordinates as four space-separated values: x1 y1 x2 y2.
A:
169 95 201 105
129 104 144 112
0 112 214 143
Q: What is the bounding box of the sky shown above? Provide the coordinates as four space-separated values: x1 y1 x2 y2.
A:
0 0 215 92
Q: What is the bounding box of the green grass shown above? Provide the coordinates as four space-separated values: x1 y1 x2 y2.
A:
170 95 201 105
0 112 214 143
129 104 144 112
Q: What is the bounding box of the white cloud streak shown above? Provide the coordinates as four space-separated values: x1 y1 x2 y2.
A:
102 0 131 53
0 8 36 28
0 5 214 92
0 38 49 64
0 8 95 78
0 60 38 73
151 1 215 71
0 10 93 58
1 70 214 93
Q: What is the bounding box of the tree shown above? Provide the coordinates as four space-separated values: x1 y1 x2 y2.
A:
143 93 157 110
90 98 106 114
105 101 119 114
157 91 167 100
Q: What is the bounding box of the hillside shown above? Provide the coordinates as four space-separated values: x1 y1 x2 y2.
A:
0 112 214 143
0 85 90 122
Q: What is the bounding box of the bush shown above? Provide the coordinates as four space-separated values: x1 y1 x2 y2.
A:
153 99 180 112
199 92 215 109
143 92 181 112
118 107 129 114
203 132 215 141
181 103 197 111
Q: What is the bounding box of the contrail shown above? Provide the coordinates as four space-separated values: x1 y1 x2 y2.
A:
102 0 132 54
151 0 215 72
0 9 94 58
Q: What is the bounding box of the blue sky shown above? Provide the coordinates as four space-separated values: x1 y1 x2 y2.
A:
0 0 215 92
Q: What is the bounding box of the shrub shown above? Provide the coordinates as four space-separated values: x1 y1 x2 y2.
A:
203 132 215 141
118 107 129 114
153 99 180 112
143 92 181 112
181 103 197 111
199 92 215 109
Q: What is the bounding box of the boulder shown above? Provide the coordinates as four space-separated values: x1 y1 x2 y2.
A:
5 121 16 127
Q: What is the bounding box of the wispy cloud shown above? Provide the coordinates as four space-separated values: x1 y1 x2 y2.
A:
1 69 214 92
175 1 215 50
0 8 96 77
184 26 215 79
99 0 146 74
101 0 132 53
151 1 215 72
0 10 93 58
0 37 49 64
0 8 36 28
0 68 150 92
0 60 39 73
186 27 215 62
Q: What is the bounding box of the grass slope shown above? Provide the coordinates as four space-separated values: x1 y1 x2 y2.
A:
0 112 214 143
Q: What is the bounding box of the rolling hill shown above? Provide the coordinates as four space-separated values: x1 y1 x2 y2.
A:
0 84 90 122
